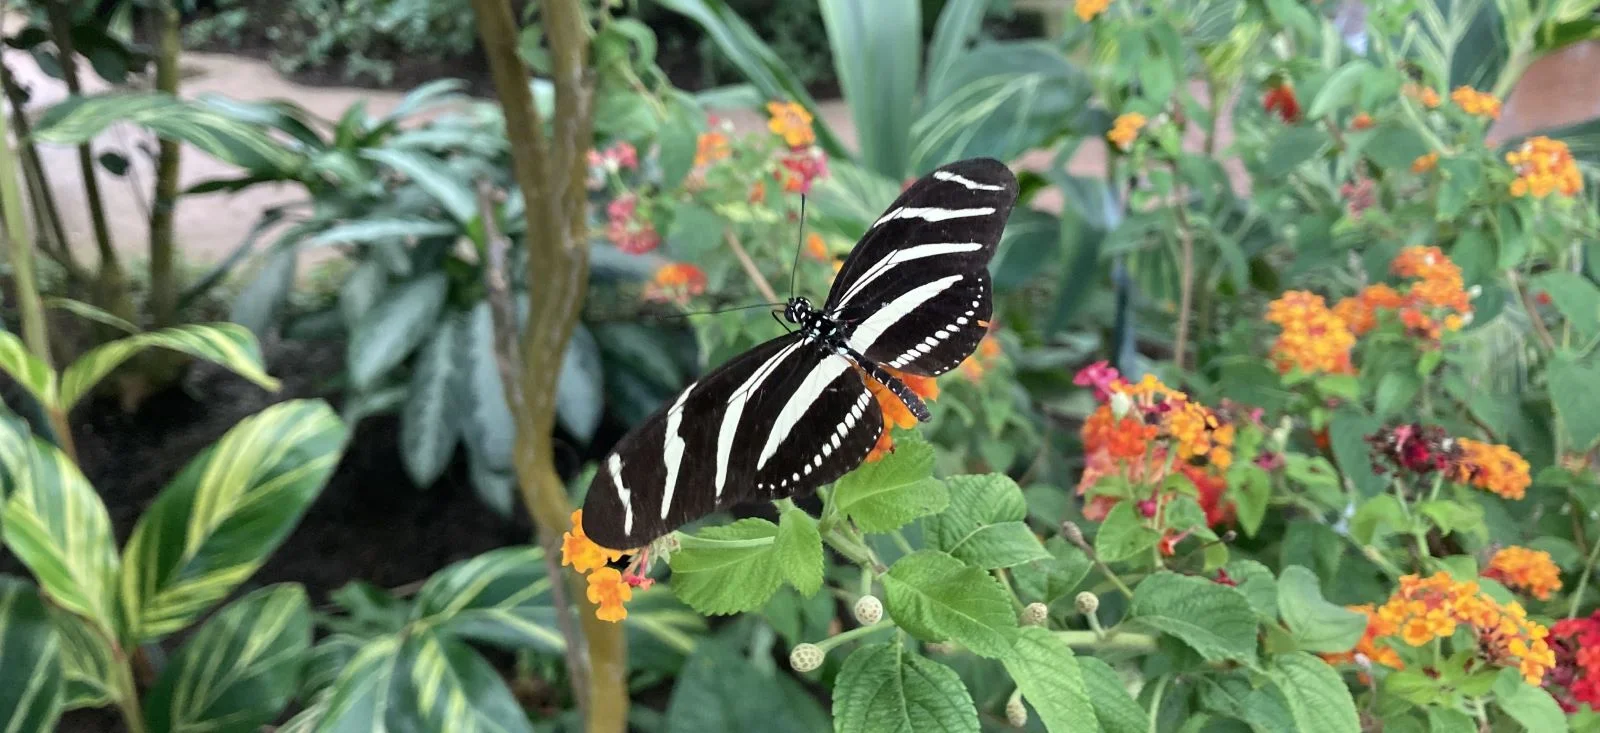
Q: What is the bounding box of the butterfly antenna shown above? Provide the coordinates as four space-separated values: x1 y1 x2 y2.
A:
788 195 807 300
652 301 787 321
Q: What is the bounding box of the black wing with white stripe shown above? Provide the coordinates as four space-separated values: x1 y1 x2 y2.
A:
827 158 1017 376
582 333 883 550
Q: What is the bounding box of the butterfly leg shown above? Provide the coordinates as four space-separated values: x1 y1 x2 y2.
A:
843 346 931 422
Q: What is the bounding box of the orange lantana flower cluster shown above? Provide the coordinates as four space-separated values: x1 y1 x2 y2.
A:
1266 291 1356 375
957 334 1003 381
1074 364 1237 528
766 101 815 148
560 510 634 623
1324 603 1404 671
1075 0 1110 21
1507 136 1583 199
644 263 708 306
694 129 730 167
1333 246 1473 342
1370 572 1555 684
1484 545 1563 600
1404 82 1441 109
862 367 940 462
1450 86 1502 119
1107 113 1146 151
1411 152 1439 174
1455 438 1533 499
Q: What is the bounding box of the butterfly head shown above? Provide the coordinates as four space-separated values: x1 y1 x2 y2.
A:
783 296 815 325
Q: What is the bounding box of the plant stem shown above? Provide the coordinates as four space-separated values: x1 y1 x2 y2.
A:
1145 673 1171 733
1056 629 1159 652
1170 171 1196 371
815 621 892 652
148 0 182 328
1568 533 1600 619
112 644 149 733
725 228 780 303
1 62 81 282
1507 269 1557 353
470 1 624 731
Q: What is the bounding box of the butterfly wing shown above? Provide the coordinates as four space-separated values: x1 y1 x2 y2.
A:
583 333 884 550
824 158 1018 377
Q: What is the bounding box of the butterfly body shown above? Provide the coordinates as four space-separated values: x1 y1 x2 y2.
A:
583 158 1018 550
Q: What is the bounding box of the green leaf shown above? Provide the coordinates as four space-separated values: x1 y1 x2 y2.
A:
1078 657 1148 733
656 94 704 191
775 508 823 597
665 203 724 260
47 607 116 710
818 0 920 179
1268 652 1360 733
925 473 1048 569
0 331 59 409
881 550 1016 658
1536 271 1600 341
832 643 979 733
456 302 517 478
1277 566 1366 654
557 324 604 443
666 639 828 733
831 436 949 533
1417 499 1485 538
1329 410 1386 497
229 242 298 337
401 315 463 486
1094 500 1160 563
1130 572 1258 664
308 218 458 247
313 631 536 733
1365 123 1430 171
1437 157 1482 221
58 323 280 410
1549 354 1600 451
1493 667 1569 732
1 435 119 633
144 585 311 733
412 546 565 653
0 578 63 733
1229 463 1272 537
36 92 303 175
1200 672 1297 732
1351 495 1406 545
669 518 784 615
43 297 138 335
1308 60 1374 118
1225 559 1280 619
119 400 346 641
1011 536 1092 604
1002 627 1095 732
361 149 477 226
347 273 449 391
1260 126 1327 178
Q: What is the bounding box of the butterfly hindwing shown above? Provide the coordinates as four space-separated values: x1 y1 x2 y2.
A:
583 333 883 550
824 158 1017 376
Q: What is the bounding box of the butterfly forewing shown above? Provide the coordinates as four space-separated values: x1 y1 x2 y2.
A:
825 158 1018 376
583 334 883 550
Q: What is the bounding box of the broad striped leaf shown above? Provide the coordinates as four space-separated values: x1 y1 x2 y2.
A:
119 400 346 641
313 632 535 733
58 324 280 411
44 297 138 334
46 607 118 710
0 330 59 410
35 92 304 176
0 435 119 632
0 577 64 733
818 0 921 179
144 584 311 733
412 546 564 653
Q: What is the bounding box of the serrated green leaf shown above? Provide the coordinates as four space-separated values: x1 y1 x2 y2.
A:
669 518 784 615
1549 354 1600 451
0 577 63 733
1535 271 1600 341
665 203 724 260
1229 463 1272 537
1078 657 1148 733
1002 627 1095 731
1307 60 1374 118
401 315 463 486
832 643 978 733
1493 667 1568 732
144 584 311 733
58 323 279 410
1270 652 1360 733
1277 566 1366 653
776 508 823 596
1224 559 1279 619
1 435 119 634
1011 536 1092 604
831 437 948 533
1094 500 1160 563
1199 672 1297 733
120 400 346 641
412 546 564 653
925 474 1048 569
347 273 449 391
1351 494 1406 545
0 331 59 409
881 550 1016 658
665 639 828 733
1131 572 1258 664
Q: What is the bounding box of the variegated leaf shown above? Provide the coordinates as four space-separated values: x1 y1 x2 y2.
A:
46 607 119 710
35 92 304 176
0 577 64 733
44 297 139 334
144 584 311 733
59 323 280 411
301 634 365 699
120 400 346 642
412 546 565 653
313 631 535 733
0 435 120 633
0 330 59 410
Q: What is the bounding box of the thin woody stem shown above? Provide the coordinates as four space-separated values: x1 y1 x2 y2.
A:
725 228 781 304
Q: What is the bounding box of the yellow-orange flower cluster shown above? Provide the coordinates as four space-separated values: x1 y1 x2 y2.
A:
1485 546 1563 600
561 510 633 622
1507 136 1583 199
1333 247 1473 343
957 334 1003 381
1450 86 1502 119
643 263 708 306
766 101 815 148
1411 151 1439 174
1371 573 1554 684
1265 291 1356 375
862 366 940 462
1404 82 1441 109
694 130 730 167
1075 0 1110 21
1107 113 1146 151
1455 438 1532 499
1324 603 1404 671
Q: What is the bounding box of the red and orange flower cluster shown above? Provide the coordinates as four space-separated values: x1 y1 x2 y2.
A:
862 367 940 462
1450 86 1502 119
1266 291 1356 375
1329 572 1555 685
1484 545 1562 600
957 334 1003 382
561 510 661 622
1107 113 1146 151
1549 611 1600 711
766 101 830 194
1333 245 1473 343
1073 363 1237 534
1506 135 1583 199
1455 438 1532 500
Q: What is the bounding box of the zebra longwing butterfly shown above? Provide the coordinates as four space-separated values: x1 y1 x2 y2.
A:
583 157 1019 550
